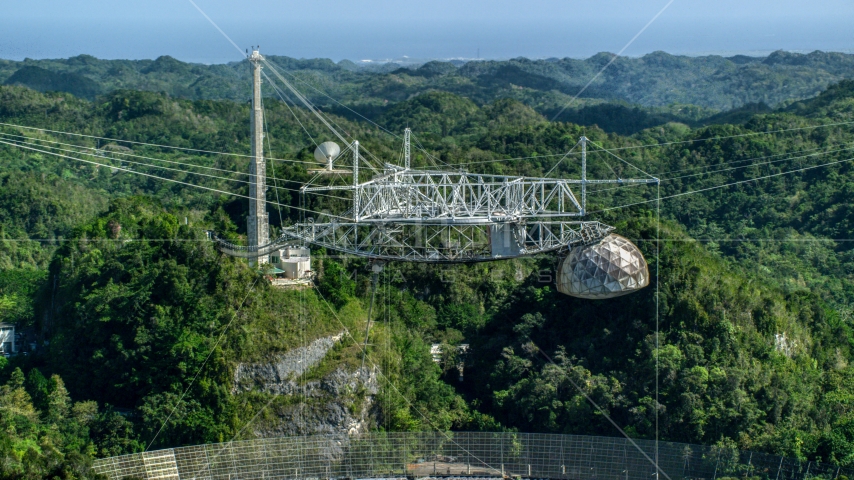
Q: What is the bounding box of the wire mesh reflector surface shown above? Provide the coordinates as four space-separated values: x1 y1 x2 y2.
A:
93 432 850 480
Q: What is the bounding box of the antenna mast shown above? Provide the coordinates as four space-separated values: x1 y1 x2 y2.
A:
353 141 360 221
248 48 269 265
580 136 587 215
404 128 411 170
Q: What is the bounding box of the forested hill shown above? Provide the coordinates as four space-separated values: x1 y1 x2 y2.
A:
1 74 854 477
3 50 854 116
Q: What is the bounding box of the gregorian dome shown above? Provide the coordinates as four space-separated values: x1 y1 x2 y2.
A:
556 234 650 299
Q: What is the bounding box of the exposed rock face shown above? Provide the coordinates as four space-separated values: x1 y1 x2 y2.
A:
232 332 379 436
252 367 379 437
233 332 345 394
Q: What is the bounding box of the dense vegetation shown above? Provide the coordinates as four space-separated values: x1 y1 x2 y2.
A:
4 50 854 133
1 57 854 478
0 362 141 478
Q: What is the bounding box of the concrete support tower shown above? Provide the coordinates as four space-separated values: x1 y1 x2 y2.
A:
248 49 269 265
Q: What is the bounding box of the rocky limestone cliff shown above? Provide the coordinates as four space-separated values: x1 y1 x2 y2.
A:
233 332 346 393
232 332 379 436
252 366 379 437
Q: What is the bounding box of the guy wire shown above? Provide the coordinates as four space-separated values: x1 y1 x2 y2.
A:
655 180 661 479
261 88 285 229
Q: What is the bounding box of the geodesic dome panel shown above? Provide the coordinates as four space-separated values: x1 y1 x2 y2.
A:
557 234 649 299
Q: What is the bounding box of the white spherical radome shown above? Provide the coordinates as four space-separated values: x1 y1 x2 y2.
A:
556 234 649 299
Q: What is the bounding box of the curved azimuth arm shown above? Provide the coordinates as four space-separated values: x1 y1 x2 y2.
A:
210 220 614 263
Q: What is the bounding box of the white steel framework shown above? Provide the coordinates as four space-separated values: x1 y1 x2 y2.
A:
210 52 662 264
214 136 658 263
214 220 614 263
302 137 655 223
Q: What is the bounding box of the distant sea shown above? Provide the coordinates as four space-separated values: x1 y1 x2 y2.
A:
0 17 852 64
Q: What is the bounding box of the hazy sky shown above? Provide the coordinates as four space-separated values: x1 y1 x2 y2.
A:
1 0 852 63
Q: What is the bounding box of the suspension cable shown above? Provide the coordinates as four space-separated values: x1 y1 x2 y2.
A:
260 70 320 150
586 138 658 180
416 119 854 171
585 144 854 196
589 153 854 214
0 130 316 177
263 60 402 140
0 135 353 204
261 89 285 228
0 121 308 163
0 139 353 221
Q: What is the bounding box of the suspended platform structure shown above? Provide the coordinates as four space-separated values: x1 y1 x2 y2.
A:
212 49 659 299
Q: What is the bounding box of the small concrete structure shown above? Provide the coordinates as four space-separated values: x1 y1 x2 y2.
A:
271 246 311 279
267 246 313 288
0 323 16 356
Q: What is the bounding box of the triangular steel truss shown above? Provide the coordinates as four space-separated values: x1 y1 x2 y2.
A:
213 221 614 263
214 135 657 263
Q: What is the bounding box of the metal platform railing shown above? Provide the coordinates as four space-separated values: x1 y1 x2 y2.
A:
92 432 851 480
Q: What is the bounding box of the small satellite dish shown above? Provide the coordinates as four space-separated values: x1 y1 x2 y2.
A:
314 141 341 169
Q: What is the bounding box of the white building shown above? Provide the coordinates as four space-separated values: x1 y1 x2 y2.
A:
0 323 15 355
270 246 311 280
